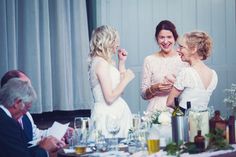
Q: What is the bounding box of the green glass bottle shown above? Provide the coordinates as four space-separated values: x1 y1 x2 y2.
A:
172 97 184 116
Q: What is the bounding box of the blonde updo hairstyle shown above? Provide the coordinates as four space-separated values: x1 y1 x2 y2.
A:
89 25 119 63
184 31 212 60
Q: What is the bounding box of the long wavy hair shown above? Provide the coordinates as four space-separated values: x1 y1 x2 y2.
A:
89 25 119 64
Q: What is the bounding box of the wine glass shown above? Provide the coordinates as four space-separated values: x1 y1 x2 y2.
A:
106 115 120 150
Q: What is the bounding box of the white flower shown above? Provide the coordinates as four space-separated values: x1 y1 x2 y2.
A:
158 111 171 125
142 110 171 125
224 83 236 111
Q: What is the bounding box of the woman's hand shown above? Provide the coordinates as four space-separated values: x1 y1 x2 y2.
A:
152 83 173 95
122 69 135 83
118 48 128 62
164 74 176 84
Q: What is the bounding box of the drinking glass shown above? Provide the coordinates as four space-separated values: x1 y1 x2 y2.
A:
74 117 90 154
74 117 90 130
106 115 120 150
66 130 75 149
132 113 141 130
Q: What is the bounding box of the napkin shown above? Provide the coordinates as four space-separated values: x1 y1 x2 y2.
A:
63 148 75 154
90 151 129 157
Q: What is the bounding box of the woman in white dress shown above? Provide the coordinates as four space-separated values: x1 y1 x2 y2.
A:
167 31 218 110
88 25 135 138
166 31 218 141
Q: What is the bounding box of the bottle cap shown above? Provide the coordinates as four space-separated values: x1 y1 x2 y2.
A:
215 110 220 116
197 130 201 135
174 97 179 106
187 101 191 109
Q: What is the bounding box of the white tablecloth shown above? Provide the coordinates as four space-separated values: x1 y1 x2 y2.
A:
131 144 236 157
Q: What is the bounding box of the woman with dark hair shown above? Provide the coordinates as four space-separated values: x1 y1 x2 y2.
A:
141 20 188 113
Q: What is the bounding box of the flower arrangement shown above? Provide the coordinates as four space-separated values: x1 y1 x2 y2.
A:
223 83 236 115
142 110 171 125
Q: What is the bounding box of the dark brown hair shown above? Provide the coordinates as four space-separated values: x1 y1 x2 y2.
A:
155 20 178 41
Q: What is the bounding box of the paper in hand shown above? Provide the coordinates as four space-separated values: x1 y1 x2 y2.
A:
47 121 70 140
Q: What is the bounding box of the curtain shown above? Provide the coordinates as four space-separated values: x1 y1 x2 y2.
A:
0 0 93 113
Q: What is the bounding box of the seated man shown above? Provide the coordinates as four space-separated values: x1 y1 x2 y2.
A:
0 78 65 157
1 70 72 143
1 70 48 142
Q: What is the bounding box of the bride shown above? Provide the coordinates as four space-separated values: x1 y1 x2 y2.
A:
88 25 135 138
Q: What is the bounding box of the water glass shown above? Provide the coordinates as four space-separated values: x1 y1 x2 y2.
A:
66 130 75 149
74 117 90 154
74 128 88 154
74 117 90 130
132 113 141 130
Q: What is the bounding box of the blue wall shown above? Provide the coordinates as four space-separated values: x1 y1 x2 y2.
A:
95 0 236 117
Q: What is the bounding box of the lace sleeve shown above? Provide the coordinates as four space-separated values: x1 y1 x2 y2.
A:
141 57 152 97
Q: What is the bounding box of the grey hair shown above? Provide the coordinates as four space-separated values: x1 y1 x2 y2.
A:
0 78 37 108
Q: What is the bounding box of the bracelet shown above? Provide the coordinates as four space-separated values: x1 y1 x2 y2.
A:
149 86 156 96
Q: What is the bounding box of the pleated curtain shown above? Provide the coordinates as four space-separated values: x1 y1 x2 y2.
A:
0 0 93 113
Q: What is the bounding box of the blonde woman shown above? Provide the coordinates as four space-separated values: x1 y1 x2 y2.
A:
167 31 218 111
88 25 135 138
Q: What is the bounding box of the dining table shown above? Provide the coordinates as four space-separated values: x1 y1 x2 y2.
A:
57 144 236 157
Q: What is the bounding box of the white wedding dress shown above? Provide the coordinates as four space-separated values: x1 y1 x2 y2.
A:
89 57 132 138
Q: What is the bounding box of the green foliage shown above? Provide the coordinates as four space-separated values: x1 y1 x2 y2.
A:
165 129 234 155
182 142 202 154
206 128 234 151
164 141 183 155
165 141 202 155
164 142 179 155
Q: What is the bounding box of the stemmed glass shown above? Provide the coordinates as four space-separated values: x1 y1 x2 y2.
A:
106 115 120 150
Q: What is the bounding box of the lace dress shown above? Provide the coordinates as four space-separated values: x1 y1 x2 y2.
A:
141 54 188 112
89 57 132 138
